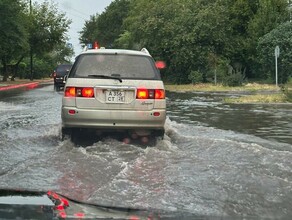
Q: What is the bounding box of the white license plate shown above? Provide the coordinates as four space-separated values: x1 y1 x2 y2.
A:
105 90 125 103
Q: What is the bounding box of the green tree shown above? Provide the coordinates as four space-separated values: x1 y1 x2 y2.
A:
79 14 99 47
27 0 71 79
79 0 291 84
188 70 203 85
28 1 71 56
79 0 130 48
96 0 130 47
257 21 292 84
0 0 29 81
248 0 289 78
123 0 233 83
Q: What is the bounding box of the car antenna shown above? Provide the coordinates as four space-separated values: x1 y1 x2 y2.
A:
141 48 150 55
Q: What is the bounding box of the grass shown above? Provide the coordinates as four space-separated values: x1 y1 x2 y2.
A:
165 83 292 104
224 93 289 104
165 83 279 92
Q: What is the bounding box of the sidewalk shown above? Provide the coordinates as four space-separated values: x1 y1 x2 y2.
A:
0 78 53 91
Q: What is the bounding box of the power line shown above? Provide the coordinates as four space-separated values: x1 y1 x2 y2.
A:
65 10 87 21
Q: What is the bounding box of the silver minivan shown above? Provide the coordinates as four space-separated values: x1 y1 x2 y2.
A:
61 48 166 141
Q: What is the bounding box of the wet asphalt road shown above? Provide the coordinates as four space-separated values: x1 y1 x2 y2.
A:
0 85 291 219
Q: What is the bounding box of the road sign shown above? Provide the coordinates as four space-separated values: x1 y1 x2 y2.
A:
275 46 280 58
66 43 73 48
87 43 93 49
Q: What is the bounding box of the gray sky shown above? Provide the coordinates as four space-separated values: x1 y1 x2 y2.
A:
34 0 113 55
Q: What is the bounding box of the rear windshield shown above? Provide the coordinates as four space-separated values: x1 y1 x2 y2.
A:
70 54 159 80
56 64 72 72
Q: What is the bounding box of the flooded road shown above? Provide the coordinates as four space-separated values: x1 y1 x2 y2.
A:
0 85 291 219
167 91 292 145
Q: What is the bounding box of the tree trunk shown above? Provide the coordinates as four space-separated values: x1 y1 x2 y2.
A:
11 56 25 81
1 58 8 82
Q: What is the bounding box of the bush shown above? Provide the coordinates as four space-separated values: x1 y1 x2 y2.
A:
188 70 203 84
223 72 245 87
287 76 292 85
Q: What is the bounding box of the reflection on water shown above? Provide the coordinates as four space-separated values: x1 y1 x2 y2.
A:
0 85 292 218
167 91 292 145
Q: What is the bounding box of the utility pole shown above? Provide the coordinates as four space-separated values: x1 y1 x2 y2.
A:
29 0 33 81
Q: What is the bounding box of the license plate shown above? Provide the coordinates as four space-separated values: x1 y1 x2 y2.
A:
105 90 125 103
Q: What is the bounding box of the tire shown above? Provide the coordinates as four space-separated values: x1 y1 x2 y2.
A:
152 129 165 139
54 83 60 91
70 128 80 143
61 127 71 141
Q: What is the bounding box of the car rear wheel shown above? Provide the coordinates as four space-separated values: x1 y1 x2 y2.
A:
61 127 72 141
152 129 165 139
54 84 60 91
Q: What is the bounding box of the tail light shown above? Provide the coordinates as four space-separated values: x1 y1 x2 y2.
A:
155 89 165 99
136 89 165 99
155 61 166 69
137 89 149 99
65 87 76 97
65 87 94 98
80 88 94 97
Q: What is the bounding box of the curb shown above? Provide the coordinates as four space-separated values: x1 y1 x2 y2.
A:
0 80 53 92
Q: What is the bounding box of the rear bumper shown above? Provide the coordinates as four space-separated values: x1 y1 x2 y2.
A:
54 78 65 86
61 107 166 129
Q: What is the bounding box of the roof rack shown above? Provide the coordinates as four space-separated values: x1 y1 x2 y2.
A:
141 48 150 55
83 46 88 51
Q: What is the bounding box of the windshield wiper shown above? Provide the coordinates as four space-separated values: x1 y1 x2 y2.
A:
88 74 122 82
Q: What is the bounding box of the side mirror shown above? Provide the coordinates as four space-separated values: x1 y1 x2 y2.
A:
63 75 68 83
155 61 166 69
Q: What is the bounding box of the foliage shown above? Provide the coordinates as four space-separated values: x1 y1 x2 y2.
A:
79 14 99 47
257 22 292 84
0 0 29 81
114 31 135 49
28 1 71 57
79 0 130 48
0 0 72 81
223 72 245 87
188 71 203 84
78 0 292 85
247 0 290 78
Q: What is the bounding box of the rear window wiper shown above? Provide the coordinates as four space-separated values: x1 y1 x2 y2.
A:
88 74 122 83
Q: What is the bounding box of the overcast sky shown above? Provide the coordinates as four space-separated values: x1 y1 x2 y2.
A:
34 0 113 55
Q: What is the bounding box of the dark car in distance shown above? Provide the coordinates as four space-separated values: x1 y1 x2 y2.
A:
53 64 72 91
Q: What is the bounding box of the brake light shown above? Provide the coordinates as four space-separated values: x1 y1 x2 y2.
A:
81 88 94 97
155 61 166 69
155 89 165 99
137 89 148 99
65 87 94 98
136 89 165 99
65 87 76 97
